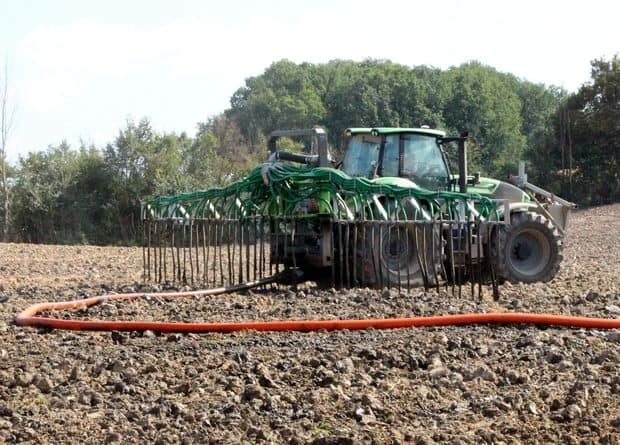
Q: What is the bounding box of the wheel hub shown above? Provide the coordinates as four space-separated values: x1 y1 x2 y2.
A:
381 227 412 270
508 229 550 277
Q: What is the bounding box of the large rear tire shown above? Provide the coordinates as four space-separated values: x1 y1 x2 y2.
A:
497 212 562 283
353 199 440 288
373 222 439 287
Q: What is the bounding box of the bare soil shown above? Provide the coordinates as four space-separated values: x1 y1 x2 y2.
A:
0 205 619 444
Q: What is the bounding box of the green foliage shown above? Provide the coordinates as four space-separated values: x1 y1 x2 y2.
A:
10 117 254 244
529 56 620 205
441 62 527 176
230 60 326 146
228 59 555 176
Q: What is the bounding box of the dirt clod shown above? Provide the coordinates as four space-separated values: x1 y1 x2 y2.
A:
0 204 619 444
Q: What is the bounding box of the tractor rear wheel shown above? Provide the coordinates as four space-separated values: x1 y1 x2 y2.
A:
497 212 562 283
373 222 439 287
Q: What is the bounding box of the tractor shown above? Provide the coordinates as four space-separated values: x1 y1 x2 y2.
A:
265 127 575 286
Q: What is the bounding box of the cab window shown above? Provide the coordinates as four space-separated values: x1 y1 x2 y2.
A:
402 134 449 190
381 135 399 177
341 135 380 178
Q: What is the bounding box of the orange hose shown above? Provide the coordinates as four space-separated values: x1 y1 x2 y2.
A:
14 280 620 333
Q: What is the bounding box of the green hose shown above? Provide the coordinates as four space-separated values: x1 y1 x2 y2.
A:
142 164 498 222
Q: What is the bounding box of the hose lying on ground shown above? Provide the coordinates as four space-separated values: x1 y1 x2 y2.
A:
14 276 620 333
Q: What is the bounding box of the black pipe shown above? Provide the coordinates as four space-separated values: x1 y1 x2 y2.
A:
458 133 468 194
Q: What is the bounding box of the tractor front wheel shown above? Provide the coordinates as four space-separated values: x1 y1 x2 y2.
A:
497 212 562 283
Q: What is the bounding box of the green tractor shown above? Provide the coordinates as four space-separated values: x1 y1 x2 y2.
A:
141 126 575 292
265 127 575 286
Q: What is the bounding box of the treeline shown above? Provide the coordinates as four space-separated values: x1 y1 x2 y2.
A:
9 116 260 244
2 57 619 244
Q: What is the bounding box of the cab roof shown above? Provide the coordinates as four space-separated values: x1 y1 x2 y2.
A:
346 127 446 137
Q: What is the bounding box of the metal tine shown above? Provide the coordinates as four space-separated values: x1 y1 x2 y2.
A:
238 219 243 283
227 220 233 286
345 222 351 288
162 221 167 283
177 223 183 282
269 217 275 281
477 221 483 299
143 221 147 282
274 217 280 280
328 219 334 287
235 219 241 284
267 218 273 281
207 219 213 286
421 221 430 292
188 221 193 284
178 223 182 282
437 215 449 294
264 218 270 288
404 206 411 294
352 221 358 286
216 220 223 287
224 219 229 286
373 222 382 289
467 220 474 297
448 220 456 297
171 222 176 284
412 219 428 292
489 222 500 300
259 217 265 282
182 222 187 283
263 217 268 285
396 206 402 295
393 200 400 295
344 221 350 289
162 221 166 282
254 218 259 283
156 222 160 281
457 221 464 298
148 221 152 282
281 216 286 282
148 221 153 282
430 220 440 294
194 222 200 284
292 218 297 278
163 220 168 283
425 221 433 292
243 219 247 282
387 200 393 290
152 221 156 282
202 221 207 285
226 220 233 286
237 220 243 283
246 220 251 283
154 221 159 283
260 217 266 283
340 222 346 289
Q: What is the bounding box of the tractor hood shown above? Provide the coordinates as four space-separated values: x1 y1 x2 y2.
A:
370 175 529 203
456 176 530 202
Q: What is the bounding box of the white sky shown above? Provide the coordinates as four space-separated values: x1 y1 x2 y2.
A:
1 0 618 162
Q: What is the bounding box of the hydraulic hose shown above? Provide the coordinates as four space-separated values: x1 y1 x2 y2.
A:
14 279 620 333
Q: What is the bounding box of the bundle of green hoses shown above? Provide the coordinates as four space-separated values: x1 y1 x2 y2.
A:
142 163 498 221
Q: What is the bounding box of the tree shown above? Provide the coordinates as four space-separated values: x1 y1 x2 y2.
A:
229 60 326 148
0 57 16 241
527 56 620 205
563 56 619 204
11 142 78 243
441 62 526 177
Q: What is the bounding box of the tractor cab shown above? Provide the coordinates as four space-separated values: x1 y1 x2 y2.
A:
341 128 451 191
